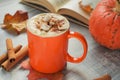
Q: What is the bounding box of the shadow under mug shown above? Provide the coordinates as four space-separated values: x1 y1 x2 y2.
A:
27 14 88 73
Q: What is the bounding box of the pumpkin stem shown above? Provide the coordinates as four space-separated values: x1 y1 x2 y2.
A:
115 0 120 13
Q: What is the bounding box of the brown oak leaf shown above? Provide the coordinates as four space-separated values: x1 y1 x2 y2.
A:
1 10 28 34
20 59 64 80
94 74 111 80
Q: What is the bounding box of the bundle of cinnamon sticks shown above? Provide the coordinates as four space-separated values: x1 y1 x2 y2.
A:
0 38 28 71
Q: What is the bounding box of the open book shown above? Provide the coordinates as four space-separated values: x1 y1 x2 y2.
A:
21 0 90 27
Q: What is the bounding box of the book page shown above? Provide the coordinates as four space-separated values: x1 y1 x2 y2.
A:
47 0 69 12
21 0 69 12
21 0 54 12
58 0 90 24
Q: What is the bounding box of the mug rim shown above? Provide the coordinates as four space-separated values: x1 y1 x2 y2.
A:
27 13 70 38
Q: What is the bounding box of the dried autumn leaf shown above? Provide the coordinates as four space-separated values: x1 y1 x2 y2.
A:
1 10 28 34
4 10 28 24
3 13 13 25
94 74 111 80
20 59 64 80
11 20 27 34
79 1 92 14
20 59 31 70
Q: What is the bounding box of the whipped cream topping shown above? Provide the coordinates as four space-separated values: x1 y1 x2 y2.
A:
27 13 69 37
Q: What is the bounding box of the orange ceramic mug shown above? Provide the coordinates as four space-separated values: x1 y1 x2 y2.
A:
27 13 88 73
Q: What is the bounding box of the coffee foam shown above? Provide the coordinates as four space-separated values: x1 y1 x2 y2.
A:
27 13 69 37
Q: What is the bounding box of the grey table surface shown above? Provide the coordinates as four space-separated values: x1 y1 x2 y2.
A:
0 0 120 80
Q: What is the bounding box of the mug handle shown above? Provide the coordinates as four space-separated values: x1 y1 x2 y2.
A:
67 32 88 63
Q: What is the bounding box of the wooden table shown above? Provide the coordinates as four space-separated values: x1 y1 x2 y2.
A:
0 0 120 80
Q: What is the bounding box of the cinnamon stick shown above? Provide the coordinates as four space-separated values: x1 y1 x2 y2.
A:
1 46 28 71
94 74 111 80
6 39 16 63
0 45 22 65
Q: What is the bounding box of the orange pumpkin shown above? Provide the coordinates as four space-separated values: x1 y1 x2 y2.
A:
89 0 120 49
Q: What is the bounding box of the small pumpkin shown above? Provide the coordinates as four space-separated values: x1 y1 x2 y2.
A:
89 0 120 50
